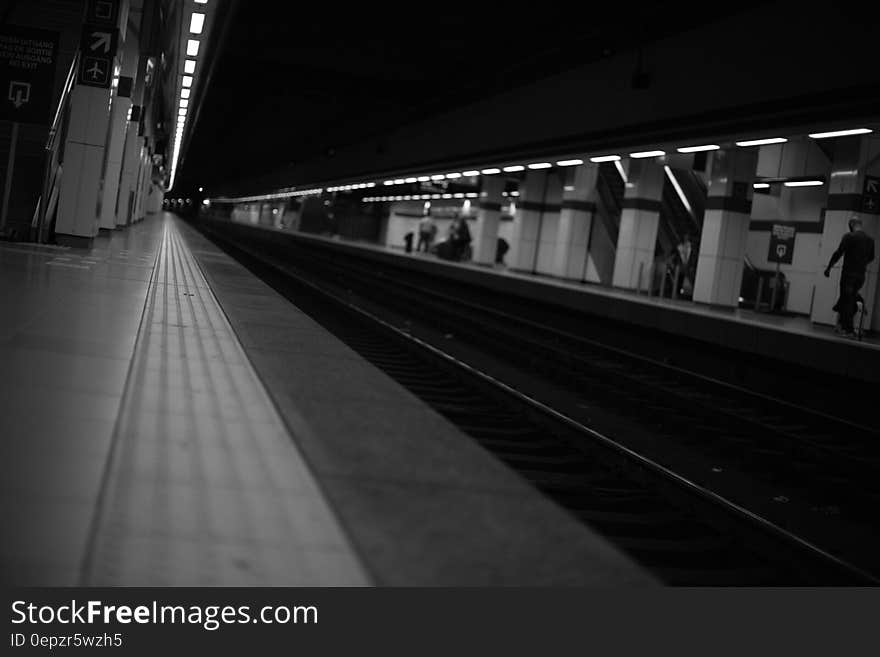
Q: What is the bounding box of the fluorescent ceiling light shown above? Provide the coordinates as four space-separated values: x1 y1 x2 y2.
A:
481 168 501 175
677 144 719 153
190 13 206 34
463 170 480 176
180 88 190 99
735 137 787 146
784 180 823 187
556 159 584 166
367 182 376 187
394 179 404 184
590 155 620 162
186 40 200 56
184 59 196 74
502 165 524 172
808 128 872 139
664 166 692 214
182 75 193 88
753 183 770 189
179 99 188 108
195 0 208 4
445 172 462 179
431 174 445 180
383 181 394 186
527 162 552 169
630 150 665 158
405 177 417 183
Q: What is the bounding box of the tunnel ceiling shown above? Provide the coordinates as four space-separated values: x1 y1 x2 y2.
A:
176 2 772 193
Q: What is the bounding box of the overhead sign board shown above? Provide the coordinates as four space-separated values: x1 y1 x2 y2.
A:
862 175 880 215
0 24 59 124
767 223 796 264
77 23 119 89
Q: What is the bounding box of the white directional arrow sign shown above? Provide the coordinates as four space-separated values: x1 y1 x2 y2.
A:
868 179 879 194
89 31 113 53
8 81 30 108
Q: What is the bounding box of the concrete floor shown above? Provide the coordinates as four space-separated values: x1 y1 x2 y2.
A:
0 216 368 586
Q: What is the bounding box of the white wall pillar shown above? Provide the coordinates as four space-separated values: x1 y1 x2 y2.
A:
509 170 563 273
509 172 542 271
133 146 149 222
116 115 140 226
693 149 757 307
534 173 564 275
55 85 113 244
472 175 504 264
98 94 132 229
553 163 599 280
612 158 664 290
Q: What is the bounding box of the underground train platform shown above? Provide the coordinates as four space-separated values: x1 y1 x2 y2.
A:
3 212 667 587
4 206 880 588
6 8 880 650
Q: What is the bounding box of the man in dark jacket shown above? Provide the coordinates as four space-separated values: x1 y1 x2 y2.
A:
450 216 472 261
824 217 875 335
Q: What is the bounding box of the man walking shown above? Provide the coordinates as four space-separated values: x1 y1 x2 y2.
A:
824 217 875 336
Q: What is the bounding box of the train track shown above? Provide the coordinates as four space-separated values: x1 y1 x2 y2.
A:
195 219 878 585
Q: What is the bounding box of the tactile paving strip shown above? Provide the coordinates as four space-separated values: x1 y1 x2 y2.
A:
83 218 370 585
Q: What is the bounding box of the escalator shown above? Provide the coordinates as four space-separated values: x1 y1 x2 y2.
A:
656 167 707 299
592 163 714 297
588 163 625 284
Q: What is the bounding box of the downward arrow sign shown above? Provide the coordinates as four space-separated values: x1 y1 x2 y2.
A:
90 31 112 53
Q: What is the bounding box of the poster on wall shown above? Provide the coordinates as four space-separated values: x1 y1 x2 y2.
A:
767 223 796 264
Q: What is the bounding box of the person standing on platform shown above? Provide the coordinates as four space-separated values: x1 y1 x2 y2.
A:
824 217 875 337
450 215 472 261
416 214 437 253
675 234 696 298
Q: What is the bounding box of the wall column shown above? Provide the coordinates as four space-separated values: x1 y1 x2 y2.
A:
533 172 563 275
612 158 664 290
98 91 132 229
509 170 563 273
472 175 504 265
116 109 141 226
693 149 757 307
98 1 142 229
55 0 129 244
553 163 599 280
